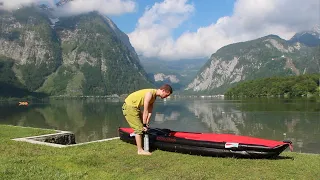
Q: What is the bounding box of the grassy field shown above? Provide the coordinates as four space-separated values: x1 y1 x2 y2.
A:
0 125 319 180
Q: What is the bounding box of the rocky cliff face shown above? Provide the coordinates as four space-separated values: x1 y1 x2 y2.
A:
0 7 61 91
40 12 152 95
186 34 319 94
56 0 73 6
154 73 180 83
0 6 152 96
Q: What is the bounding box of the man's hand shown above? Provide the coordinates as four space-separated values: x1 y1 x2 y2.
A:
143 127 148 132
143 123 149 132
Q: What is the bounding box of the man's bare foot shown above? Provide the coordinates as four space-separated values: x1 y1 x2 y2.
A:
138 150 152 155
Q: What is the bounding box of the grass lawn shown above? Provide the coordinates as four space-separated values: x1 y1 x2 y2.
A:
0 125 319 180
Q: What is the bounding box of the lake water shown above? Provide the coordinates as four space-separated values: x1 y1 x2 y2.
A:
1 97 319 154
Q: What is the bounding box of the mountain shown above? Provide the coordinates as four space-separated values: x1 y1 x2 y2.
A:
0 7 62 92
140 58 207 91
56 0 73 6
186 34 320 94
288 25 320 47
0 6 153 97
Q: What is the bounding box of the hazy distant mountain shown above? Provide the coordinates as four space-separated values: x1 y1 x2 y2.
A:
140 58 207 91
288 25 320 47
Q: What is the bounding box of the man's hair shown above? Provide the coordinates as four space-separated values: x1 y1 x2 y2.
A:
159 84 173 94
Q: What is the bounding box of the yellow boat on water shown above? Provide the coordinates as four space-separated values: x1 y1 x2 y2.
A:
18 102 29 106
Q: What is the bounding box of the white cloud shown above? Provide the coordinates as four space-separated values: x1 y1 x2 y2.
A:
129 0 320 60
129 0 194 59
55 0 136 17
0 0 136 16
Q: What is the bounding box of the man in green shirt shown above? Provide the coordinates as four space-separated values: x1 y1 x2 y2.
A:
122 84 173 155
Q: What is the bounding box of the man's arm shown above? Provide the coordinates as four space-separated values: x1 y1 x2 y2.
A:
143 92 152 125
146 103 154 126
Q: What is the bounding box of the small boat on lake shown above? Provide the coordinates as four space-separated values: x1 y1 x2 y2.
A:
18 101 29 106
118 127 293 158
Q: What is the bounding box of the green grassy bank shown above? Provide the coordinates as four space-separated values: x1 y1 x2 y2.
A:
0 125 319 180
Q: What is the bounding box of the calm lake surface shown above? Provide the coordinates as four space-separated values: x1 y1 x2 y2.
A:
1 98 319 154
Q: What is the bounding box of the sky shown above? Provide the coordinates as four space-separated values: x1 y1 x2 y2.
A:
1 0 319 60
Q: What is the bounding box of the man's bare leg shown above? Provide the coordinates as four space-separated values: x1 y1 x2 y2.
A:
135 134 151 155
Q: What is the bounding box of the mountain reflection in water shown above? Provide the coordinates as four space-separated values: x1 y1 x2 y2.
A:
0 98 319 154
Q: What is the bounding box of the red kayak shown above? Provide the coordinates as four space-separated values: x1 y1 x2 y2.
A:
118 127 293 158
